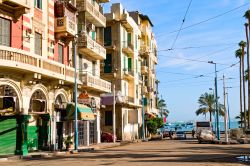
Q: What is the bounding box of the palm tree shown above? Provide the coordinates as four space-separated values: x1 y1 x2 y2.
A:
244 20 250 129
235 48 244 128
157 98 169 118
196 92 224 123
236 110 249 127
239 41 247 129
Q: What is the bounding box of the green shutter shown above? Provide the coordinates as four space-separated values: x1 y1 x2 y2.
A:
128 58 132 71
0 117 16 155
92 31 95 40
104 54 112 73
34 0 36 7
104 27 111 46
127 33 131 45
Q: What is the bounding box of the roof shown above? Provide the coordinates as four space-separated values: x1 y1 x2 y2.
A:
139 14 154 27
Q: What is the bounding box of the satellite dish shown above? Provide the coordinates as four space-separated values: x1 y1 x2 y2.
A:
83 63 88 69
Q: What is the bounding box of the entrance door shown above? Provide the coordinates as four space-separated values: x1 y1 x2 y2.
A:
78 121 84 146
56 122 63 150
89 121 94 144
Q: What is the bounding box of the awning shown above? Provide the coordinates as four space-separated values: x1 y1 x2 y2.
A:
66 103 95 121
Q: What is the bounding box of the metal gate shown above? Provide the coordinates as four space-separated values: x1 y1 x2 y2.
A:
78 121 85 146
89 121 94 144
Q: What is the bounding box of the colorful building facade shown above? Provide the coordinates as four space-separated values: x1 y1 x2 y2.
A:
0 0 110 156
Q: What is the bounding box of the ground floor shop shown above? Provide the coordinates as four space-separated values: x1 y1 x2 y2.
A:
0 78 101 156
100 104 142 141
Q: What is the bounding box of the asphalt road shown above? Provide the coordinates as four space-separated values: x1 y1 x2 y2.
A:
2 137 250 166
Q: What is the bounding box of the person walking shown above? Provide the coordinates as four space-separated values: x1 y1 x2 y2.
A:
192 129 195 138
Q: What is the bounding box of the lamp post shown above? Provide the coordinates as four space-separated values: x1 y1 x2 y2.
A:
113 69 117 143
222 75 228 143
208 61 220 140
73 39 78 150
209 88 216 134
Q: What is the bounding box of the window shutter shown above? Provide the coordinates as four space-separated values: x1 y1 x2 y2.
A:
128 58 132 71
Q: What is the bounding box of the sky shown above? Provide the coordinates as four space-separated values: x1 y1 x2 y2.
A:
103 0 250 122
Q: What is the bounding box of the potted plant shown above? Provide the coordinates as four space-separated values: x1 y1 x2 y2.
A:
64 136 73 151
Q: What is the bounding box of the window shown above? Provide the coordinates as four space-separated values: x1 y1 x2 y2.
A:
35 32 42 55
104 54 112 73
92 61 96 76
105 111 112 126
128 58 132 71
34 0 42 9
135 35 137 50
104 27 111 46
127 33 132 46
0 17 10 46
58 44 64 64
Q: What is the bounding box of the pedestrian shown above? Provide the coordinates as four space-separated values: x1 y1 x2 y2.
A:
192 129 195 138
169 130 173 139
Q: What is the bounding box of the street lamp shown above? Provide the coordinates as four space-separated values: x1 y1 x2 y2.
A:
209 88 216 134
208 61 220 140
73 38 78 150
113 69 118 143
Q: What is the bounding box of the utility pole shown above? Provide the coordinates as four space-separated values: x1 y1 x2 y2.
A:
141 85 145 140
112 71 117 143
73 39 78 150
209 61 220 140
223 75 228 143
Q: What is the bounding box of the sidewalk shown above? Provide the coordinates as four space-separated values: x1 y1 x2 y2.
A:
0 141 139 161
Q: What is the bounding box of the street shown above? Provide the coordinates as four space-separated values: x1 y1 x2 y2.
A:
2 136 250 166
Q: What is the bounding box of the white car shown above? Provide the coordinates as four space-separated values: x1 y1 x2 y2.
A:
197 129 215 143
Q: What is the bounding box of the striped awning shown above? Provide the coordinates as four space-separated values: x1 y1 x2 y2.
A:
66 103 95 121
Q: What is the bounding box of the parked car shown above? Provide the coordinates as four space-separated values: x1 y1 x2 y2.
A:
175 131 187 139
163 129 170 138
101 132 116 142
197 129 215 143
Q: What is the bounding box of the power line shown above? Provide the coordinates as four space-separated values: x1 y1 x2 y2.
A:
167 2 250 35
170 0 193 49
158 43 237 52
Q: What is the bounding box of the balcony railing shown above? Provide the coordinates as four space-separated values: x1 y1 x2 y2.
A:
139 45 150 56
141 65 148 74
55 16 76 39
0 45 75 83
123 69 134 80
122 41 134 56
0 0 30 19
80 71 111 93
78 33 106 60
76 0 106 27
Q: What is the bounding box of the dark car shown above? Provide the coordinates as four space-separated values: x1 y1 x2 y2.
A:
163 129 170 138
101 132 116 142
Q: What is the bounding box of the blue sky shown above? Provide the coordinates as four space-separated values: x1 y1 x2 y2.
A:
103 0 250 122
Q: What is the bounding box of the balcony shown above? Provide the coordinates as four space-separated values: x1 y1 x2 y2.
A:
0 45 75 83
76 0 106 27
55 16 76 40
123 69 134 80
54 2 77 41
122 42 134 56
139 45 150 56
80 72 111 93
141 65 148 74
121 13 133 31
78 33 106 60
0 0 30 20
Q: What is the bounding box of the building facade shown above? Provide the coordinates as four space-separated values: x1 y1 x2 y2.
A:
0 0 110 156
101 3 151 141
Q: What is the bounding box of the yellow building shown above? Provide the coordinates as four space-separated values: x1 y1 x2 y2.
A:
101 3 149 141
130 11 159 119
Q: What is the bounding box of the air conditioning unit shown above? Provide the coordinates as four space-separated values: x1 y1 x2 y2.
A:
87 23 95 31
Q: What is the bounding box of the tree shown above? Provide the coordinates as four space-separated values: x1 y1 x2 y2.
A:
244 10 250 128
236 110 249 127
235 48 244 128
196 92 225 123
146 117 164 134
157 98 169 117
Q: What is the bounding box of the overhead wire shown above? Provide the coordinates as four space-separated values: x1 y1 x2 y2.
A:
170 0 193 49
